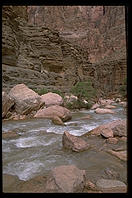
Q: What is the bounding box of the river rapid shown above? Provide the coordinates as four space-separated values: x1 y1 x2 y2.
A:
2 104 127 183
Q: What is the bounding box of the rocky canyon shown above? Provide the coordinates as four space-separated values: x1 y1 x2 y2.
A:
2 6 127 96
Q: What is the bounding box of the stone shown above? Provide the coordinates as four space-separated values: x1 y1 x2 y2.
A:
88 119 126 136
51 116 65 125
98 99 114 106
107 150 127 161
112 120 127 137
91 103 100 110
34 105 72 122
62 131 90 152
81 115 91 120
9 84 44 115
120 137 127 142
106 137 118 144
120 101 127 107
105 105 116 109
45 165 86 193
40 92 63 107
100 128 113 138
2 131 20 139
2 91 14 118
95 108 115 114
96 178 127 193
85 180 96 190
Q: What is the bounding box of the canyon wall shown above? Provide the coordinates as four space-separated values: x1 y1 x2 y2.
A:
2 6 127 96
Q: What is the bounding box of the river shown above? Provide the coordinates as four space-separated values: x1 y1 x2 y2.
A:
2 104 127 183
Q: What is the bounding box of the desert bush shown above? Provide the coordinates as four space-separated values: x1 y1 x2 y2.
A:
71 80 96 101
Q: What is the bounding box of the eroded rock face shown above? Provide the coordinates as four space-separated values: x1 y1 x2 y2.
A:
2 6 127 97
45 165 86 192
34 105 72 121
62 131 90 152
9 84 43 115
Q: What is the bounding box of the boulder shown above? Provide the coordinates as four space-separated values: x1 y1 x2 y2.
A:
106 137 118 144
9 84 44 115
100 128 113 138
91 103 100 110
105 105 116 109
96 178 127 193
120 101 127 107
40 92 63 107
107 150 127 161
2 92 14 118
34 105 72 122
52 116 65 125
62 131 90 152
45 165 86 193
95 108 115 114
88 119 126 136
98 99 114 106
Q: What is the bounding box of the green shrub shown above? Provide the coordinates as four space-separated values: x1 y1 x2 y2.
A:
64 99 92 110
32 87 49 95
51 89 64 98
71 81 96 101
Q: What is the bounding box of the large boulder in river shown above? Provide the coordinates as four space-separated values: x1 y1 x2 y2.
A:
98 98 114 106
95 108 115 114
40 92 63 107
62 131 90 152
8 84 44 115
84 119 127 137
45 165 86 192
34 105 72 121
2 92 14 118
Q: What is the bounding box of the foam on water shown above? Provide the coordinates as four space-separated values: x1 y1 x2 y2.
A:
3 160 45 180
10 136 57 148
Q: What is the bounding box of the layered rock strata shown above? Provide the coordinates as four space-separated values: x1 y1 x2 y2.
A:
2 6 127 96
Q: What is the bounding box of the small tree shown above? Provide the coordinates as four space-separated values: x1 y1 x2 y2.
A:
71 80 96 101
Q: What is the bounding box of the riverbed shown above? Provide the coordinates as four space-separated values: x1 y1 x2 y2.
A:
2 104 127 184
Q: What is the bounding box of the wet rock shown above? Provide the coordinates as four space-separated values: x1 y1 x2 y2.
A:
104 168 120 179
91 103 100 110
2 131 20 139
112 120 127 137
40 92 63 107
105 105 116 109
81 115 91 120
51 116 65 125
2 91 14 118
34 105 72 122
96 178 127 193
88 119 126 136
62 131 90 152
9 84 44 115
107 150 127 161
100 128 113 138
106 137 118 144
95 108 115 114
45 165 86 193
85 180 96 190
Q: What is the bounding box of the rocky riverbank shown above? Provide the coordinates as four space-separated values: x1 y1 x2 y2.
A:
3 117 127 193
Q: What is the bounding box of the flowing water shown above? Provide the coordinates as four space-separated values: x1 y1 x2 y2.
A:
2 104 127 183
